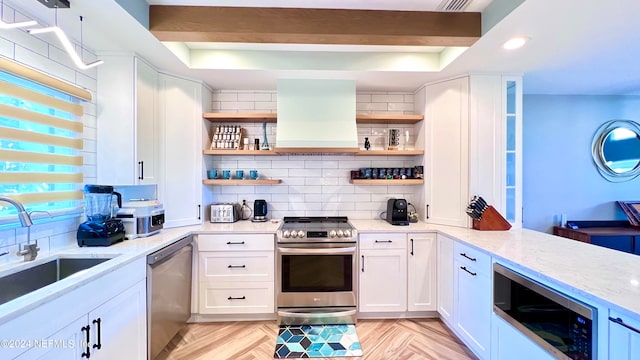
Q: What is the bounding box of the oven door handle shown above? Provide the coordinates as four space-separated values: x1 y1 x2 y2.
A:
278 309 357 319
277 246 356 255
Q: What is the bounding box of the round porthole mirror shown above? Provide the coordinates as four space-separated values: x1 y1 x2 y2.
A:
592 120 640 182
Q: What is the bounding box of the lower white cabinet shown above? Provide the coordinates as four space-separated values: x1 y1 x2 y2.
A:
407 233 436 312
491 314 554 360
3 259 147 360
609 310 640 359
358 233 407 313
196 234 275 315
436 234 454 323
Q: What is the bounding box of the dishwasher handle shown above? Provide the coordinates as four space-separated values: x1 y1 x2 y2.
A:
148 236 193 266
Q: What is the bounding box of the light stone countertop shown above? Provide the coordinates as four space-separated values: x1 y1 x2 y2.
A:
353 219 640 319
1 218 639 326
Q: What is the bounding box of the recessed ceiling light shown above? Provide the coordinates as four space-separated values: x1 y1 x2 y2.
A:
503 37 529 50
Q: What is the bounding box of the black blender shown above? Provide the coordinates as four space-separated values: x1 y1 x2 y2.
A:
77 185 126 246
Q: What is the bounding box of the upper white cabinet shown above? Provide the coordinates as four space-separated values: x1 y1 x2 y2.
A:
416 74 522 227
158 73 210 227
97 55 158 185
420 77 470 227
407 233 436 312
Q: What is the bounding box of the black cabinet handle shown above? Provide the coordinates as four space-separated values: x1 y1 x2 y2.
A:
375 240 393 243
226 241 245 245
92 318 102 350
227 296 246 300
81 325 91 358
227 265 246 268
460 266 477 276
410 238 414 256
460 252 477 261
610 317 640 334
426 204 429 219
197 204 201 220
138 161 144 180
361 255 365 272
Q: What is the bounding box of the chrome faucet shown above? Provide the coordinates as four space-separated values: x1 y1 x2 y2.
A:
0 196 33 227
0 196 38 261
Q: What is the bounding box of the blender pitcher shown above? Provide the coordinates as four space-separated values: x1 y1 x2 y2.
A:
83 185 122 222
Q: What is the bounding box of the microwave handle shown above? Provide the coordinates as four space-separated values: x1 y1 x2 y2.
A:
278 247 356 255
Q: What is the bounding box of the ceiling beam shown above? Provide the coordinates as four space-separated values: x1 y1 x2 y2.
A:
149 6 481 47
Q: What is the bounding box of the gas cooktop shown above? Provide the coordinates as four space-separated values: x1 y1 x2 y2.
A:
277 216 357 242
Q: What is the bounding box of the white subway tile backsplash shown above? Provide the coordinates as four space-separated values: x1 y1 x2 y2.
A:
213 92 238 102
238 93 272 102
0 37 14 58
372 94 405 103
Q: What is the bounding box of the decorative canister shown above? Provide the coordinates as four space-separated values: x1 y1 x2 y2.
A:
388 129 400 150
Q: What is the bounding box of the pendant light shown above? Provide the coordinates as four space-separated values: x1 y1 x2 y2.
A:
28 5 103 70
0 0 38 29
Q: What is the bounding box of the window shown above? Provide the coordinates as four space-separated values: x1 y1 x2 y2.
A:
0 58 91 224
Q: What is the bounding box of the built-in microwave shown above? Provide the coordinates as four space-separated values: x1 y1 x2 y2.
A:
493 263 596 360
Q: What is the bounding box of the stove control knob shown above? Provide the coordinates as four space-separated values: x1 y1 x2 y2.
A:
343 229 351 238
337 229 344 237
297 230 305 238
329 230 337 238
283 230 291 238
290 230 298 238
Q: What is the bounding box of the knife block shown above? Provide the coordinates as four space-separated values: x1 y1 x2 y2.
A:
472 206 512 231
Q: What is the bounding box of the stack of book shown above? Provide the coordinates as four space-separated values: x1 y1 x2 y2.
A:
617 201 640 226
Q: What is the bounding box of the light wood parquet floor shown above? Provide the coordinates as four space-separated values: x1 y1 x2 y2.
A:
156 319 477 360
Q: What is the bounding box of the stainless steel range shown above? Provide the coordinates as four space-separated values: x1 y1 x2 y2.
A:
276 217 358 325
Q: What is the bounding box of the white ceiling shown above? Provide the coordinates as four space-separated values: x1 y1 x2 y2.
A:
10 0 640 95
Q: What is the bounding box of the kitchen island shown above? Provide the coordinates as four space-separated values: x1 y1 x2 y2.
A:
0 220 637 359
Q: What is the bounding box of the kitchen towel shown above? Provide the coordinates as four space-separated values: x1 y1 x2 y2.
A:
274 324 363 358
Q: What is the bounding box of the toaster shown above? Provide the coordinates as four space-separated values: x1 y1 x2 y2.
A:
210 202 242 223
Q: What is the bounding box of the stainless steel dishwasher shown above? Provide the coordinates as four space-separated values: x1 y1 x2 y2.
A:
147 235 193 359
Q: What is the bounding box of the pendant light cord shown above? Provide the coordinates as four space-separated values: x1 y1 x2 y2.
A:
79 16 84 62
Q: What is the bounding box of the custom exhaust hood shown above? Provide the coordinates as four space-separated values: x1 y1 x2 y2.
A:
275 79 359 154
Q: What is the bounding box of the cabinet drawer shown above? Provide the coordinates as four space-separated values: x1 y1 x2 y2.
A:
197 234 274 251
359 233 407 250
199 251 274 282
198 281 274 314
454 241 491 276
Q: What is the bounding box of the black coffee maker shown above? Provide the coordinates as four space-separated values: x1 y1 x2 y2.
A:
252 199 268 222
386 198 409 226
77 185 126 246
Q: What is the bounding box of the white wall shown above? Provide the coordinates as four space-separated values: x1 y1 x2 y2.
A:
0 2 98 266
205 90 422 220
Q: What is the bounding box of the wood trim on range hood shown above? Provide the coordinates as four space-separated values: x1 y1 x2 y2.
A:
149 6 481 46
273 147 360 154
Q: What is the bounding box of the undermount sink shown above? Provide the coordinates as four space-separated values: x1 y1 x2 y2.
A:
0 256 117 306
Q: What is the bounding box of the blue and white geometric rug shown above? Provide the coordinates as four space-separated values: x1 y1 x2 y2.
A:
274 324 363 358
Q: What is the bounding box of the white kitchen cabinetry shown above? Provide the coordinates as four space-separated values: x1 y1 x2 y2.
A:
416 75 523 228
158 73 210 227
436 234 454 324
4 259 147 360
97 55 158 185
491 313 554 360
453 241 491 359
421 77 470 227
196 234 275 314
358 233 407 313
609 310 640 359
407 233 436 312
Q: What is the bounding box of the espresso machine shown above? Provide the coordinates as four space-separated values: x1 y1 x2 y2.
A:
386 198 410 226
77 185 126 246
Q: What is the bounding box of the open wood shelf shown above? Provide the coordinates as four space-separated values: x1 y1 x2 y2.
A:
356 150 424 156
203 113 277 123
356 114 423 124
350 179 424 185
203 179 282 185
202 112 422 124
203 149 277 156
